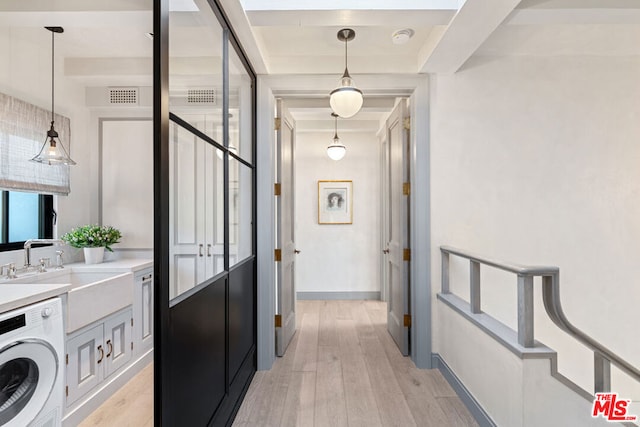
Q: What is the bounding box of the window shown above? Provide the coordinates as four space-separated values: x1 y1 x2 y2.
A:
0 190 54 251
0 92 71 196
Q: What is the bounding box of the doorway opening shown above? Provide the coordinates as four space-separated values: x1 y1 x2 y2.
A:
273 96 412 358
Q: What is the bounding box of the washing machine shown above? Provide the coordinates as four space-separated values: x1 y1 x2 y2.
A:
0 297 64 427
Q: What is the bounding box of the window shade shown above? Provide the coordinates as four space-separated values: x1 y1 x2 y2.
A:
0 92 71 195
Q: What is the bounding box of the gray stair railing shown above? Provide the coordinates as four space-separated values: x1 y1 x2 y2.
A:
440 245 640 394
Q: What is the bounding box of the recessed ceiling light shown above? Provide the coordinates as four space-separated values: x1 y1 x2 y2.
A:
392 29 414 45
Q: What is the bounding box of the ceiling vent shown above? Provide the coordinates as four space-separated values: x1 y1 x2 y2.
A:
187 89 216 104
109 87 139 105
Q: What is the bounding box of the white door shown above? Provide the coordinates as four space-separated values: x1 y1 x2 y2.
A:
275 100 297 357
380 132 390 302
386 99 410 356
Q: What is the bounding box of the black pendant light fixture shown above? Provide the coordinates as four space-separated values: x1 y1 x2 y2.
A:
329 28 363 119
326 113 346 161
31 26 76 166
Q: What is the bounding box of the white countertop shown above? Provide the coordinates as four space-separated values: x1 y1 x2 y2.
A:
66 258 153 273
0 258 153 314
0 283 74 313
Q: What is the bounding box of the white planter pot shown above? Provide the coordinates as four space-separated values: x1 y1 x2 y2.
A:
83 247 105 264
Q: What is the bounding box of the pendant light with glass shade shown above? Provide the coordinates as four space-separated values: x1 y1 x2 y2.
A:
329 28 363 119
31 26 76 166
327 113 346 161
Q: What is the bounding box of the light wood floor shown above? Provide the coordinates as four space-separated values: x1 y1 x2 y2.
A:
233 300 478 427
81 300 477 427
78 362 154 427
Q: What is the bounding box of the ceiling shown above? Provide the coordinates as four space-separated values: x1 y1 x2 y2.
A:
2 0 640 133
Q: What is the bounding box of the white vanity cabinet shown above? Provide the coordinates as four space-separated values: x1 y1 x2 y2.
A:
133 268 153 356
65 308 133 406
61 260 153 426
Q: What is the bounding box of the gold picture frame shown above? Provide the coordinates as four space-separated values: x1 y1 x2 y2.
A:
318 180 353 224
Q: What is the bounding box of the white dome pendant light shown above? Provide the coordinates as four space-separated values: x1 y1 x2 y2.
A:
326 113 346 161
329 28 363 119
31 27 76 166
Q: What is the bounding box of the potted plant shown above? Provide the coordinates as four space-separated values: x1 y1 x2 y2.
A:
61 225 122 264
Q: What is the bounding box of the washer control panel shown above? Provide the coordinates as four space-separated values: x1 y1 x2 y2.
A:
0 298 62 337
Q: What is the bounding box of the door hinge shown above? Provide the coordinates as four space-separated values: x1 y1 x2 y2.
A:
404 314 412 328
274 249 282 262
274 183 281 196
131 342 134 351
403 117 411 130
274 117 281 131
275 314 282 327
403 248 411 261
65 354 68 365
403 182 411 195
66 386 69 397
131 318 134 327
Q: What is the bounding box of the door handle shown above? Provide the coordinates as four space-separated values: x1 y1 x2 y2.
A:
294 249 301 254
97 345 104 364
207 244 212 257
199 244 204 257
106 340 113 358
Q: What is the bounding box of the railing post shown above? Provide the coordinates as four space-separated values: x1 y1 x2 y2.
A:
517 274 534 347
594 353 611 393
442 251 450 293
470 260 481 314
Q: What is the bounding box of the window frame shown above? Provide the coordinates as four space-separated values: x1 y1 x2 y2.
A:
0 191 55 252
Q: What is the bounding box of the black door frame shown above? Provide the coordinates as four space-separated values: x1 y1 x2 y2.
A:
153 0 257 424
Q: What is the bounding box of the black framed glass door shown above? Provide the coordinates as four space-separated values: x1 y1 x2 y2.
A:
154 0 256 424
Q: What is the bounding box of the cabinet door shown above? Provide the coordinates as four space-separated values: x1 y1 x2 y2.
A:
66 324 104 406
104 309 133 378
204 142 217 278
169 123 206 298
134 270 154 355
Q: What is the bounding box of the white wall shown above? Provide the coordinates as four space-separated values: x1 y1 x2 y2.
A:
294 131 381 295
0 27 152 266
438 303 623 427
431 55 640 398
0 27 91 264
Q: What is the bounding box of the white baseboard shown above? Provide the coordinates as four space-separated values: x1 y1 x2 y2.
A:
297 291 380 300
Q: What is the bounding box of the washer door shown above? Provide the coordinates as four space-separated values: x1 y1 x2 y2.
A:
0 340 58 427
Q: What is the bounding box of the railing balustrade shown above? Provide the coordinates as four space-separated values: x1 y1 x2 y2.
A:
440 245 640 394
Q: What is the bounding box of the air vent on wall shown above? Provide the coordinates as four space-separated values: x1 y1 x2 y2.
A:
187 89 216 104
109 88 139 105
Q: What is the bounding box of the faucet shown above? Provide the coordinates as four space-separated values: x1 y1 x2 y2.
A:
24 239 64 269
0 263 17 279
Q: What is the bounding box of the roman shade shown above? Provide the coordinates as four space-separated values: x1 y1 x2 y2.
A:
0 92 71 195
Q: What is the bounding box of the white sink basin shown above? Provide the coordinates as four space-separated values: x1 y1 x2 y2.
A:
8 268 134 333
11 271 120 286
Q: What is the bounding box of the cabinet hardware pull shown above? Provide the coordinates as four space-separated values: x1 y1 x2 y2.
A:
383 249 390 254
142 274 152 281
199 244 204 257
106 340 113 358
207 244 212 257
97 345 104 364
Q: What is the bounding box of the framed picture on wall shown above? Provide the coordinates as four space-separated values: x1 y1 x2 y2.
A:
318 180 353 224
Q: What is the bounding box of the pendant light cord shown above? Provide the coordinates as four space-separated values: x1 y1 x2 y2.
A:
344 34 348 71
51 29 55 123
334 114 338 139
